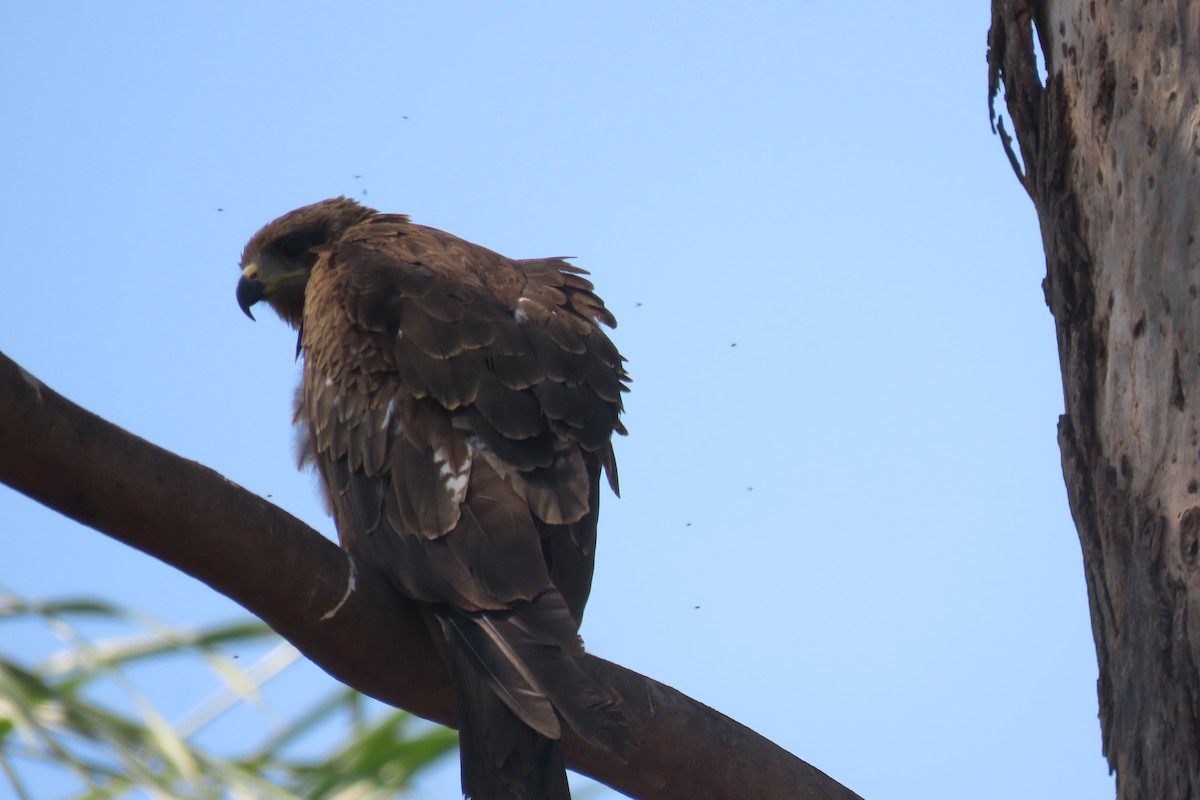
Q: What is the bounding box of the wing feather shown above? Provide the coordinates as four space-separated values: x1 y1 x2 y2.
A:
395 338 482 409
456 408 556 471
474 372 544 440
487 351 545 390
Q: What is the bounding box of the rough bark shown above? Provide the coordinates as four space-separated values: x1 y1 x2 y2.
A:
990 2 1200 797
0 348 862 800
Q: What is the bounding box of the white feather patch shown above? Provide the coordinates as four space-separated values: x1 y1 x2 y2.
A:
433 444 470 501
513 296 534 323
381 398 396 433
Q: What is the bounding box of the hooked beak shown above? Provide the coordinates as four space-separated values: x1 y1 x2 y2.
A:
236 266 265 320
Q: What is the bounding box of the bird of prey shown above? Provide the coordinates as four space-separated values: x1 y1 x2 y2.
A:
236 198 630 800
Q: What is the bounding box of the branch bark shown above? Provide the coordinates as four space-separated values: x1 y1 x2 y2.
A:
0 348 861 800
990 2 1200 796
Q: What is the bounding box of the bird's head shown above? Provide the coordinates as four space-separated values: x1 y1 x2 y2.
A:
237 197 375 328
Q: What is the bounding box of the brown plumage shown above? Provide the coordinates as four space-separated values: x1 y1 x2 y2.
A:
237 197 631 799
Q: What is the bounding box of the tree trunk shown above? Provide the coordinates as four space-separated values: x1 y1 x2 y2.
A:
989 2 1200 797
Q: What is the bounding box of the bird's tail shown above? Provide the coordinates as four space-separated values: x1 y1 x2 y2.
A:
436 591 630 800
448 639 571 800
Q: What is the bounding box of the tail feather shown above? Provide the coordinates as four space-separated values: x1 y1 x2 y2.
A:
436 591 631 800
491 598 630 755
438 610 561 739
448 631 572 800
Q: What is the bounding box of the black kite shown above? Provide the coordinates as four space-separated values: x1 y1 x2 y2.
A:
236 198 630 799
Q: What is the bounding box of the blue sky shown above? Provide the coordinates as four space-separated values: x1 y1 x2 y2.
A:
1 2 1113 798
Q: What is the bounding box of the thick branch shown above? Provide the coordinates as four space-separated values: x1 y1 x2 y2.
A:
0 349 861 800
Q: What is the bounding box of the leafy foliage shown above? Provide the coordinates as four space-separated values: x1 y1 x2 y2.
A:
0 590 457 799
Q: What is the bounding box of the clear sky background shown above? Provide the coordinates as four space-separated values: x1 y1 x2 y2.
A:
0 2 1114 799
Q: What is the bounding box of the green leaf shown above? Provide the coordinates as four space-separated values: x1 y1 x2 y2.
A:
1 588 457 799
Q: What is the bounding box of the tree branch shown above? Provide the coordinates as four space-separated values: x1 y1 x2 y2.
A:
0 349 862 800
